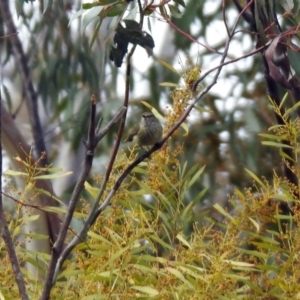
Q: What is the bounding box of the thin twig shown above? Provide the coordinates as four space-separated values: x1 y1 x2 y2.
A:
161 14 222 54
40 96 98 300
222 0 230 37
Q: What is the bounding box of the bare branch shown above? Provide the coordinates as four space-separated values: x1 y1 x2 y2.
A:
40 96 98 299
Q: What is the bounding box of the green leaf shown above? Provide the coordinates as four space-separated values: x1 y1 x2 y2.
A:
194 105 213 113
248 217 260 233
140 101 165 122
279 150 295 162
251 242 285 252
288 47 300 76
100 247 130 271
5 170 27 176
130 286 159 296
176 233 191 249
284 100 300 117
81 7 103 35
156 58 180 75
177 264 206 280
43 0 52 14
173 0 186 8
165 267 195 289
2 84 12 113
254 0 267 44
278 92 289 110
255 264 281 271
236 247 269 259
261 141 293 148
159 82 179 87
42 206 68 214
103 2 127 17
187 165 205 188
213 203 238 224
245 168 266 188
68 9 84 26
23 214 40 222
16 0 25 16
258 133 285 140
89 19 102 49
279 0 294 12
32 171 72 180
150 235 175 251
84 181 100 200
82 3 105 9
168 4 183 18
58 269 85 280
35 189 64 205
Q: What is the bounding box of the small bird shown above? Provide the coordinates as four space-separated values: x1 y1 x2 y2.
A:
124 112 163 146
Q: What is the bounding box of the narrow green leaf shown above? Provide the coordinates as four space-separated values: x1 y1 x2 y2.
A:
278 92 289 110
42 206 68 214
58 269 85 279
168 4 183 18
90 19 102 49
68 9 83 26
130 286 159 296
100 247 130 270
84 181 99 200
249 217 260 233
177 265 206 280
213 203 237 224
251 242 285 252
139 255 168 265
23 214 40 222
245 168 266 188
150 235 174 251
284 101 300 116
140 101 165 122
279 150 295 162
288 47 300 76
165 267 194 289
156 58 180 75
236 247 269 259
254 0 267 44
131 166 147 175
261 141 293 148
255 264 281 271
194 105 213 113
258 133 285 140
159 82 178 87
35 189 64 204
187 165 205 188
82 3 104 9
176 233 191 249
33 171 72 180
5 170 27 176
43 0 52 14
173 0 186 8
81 7 102 35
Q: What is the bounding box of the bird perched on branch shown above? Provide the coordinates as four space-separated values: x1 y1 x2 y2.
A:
124 112 163 146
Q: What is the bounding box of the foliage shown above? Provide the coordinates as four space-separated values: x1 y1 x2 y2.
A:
2 86 300 299
1 0 300 299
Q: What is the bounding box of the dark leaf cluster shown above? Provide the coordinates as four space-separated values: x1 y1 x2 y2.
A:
109 20 155 67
